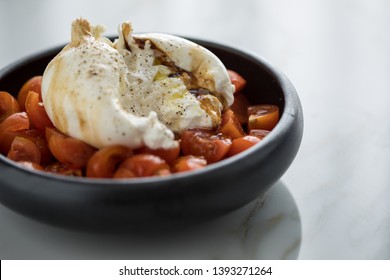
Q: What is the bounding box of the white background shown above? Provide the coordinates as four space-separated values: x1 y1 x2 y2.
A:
2 260 390 279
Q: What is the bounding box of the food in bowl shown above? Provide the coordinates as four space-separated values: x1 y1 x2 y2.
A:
0 18 280 179
0 24 303 229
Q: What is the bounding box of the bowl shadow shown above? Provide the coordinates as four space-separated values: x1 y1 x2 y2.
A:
0 180 301 260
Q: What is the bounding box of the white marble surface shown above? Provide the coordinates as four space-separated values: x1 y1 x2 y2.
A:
0 0 389 259
0 182 301 259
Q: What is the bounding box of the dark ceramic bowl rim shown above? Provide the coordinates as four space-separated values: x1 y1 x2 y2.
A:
0 37 299 190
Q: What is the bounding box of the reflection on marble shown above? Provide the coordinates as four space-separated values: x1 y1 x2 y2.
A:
0 181 301 259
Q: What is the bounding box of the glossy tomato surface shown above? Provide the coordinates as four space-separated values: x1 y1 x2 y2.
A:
0 38 303 231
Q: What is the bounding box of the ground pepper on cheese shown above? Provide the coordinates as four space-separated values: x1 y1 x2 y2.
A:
41 18 234 150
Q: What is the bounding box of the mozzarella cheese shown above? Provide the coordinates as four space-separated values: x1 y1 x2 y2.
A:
41 19 234 149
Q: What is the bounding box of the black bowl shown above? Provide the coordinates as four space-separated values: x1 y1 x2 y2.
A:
0 38 303 231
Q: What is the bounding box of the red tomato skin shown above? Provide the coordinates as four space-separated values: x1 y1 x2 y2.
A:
46 127 96 169
219 109 245 139
115 154 170 178
227 135 261 157
247 105 279 131
86 145 133 178
25 91 53 132
180 129 232 164
135 142 180 165
113 168 137 179
0 91 21 120
7 136 41 164
229 93 250 125
249 129 270 140
172 156 207 173
0 130 19 155
25 129 53 165
18 76 42 110
0 112 30 132
227 70 247 94
45 162 83 176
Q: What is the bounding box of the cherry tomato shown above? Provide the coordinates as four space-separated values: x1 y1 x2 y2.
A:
18 76 42 110
0 91 21 120
249 129 270 140
0 129 32 155
219 109 245 139
45 162 83 176
24 129 53 165
0 112 29 132
114 154 170 178
25 91 53 132
229 92 250 125
86 145 133 178
0 130 19 155
247 105 279 131
46 127 96 169
180 129 232 163
227 70 247 94
172 156 207 173
113 168 137 179
7 136 41 164
135 142 180 164
0 129 51 164
227 135 261 157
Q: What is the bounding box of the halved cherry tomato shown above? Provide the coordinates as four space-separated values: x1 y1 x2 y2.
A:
227 70 247 94
24 129 53 165
45 162 83 176
25 91 53 132
227 135 261 157
248 105 279 131
180 129 232 163
17 161 45 171
172 155 207 173
7 136 41 164
0 130 33 155
46 127 96 169
135 141 180 164
0 91 21 120
86 145 133 178
0 129 51 165
219 109 245 139
249 129 270 140
18 76 42 110
229 92 250 125
114 154 170 178
0 112 29 132
0 130 19 155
